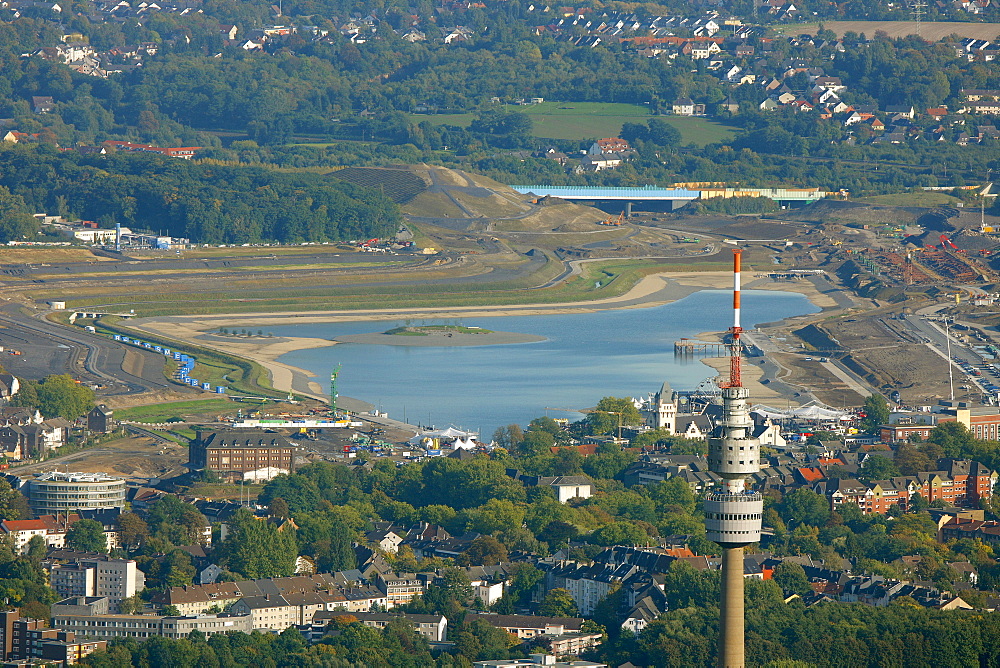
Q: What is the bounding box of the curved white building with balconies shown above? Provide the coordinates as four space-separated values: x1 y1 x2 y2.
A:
28 471 126 515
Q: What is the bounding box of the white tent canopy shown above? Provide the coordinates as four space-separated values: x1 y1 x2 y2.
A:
427 426 477 438
751 404 851 421
409 426 479 446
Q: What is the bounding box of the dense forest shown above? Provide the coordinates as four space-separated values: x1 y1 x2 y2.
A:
0 145 400 243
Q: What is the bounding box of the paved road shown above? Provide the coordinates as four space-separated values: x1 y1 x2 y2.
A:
5 252 435 293
9 446 121 475
821 358 875 397
808 275 858 309
0 302 172 394
3 249 409 277
898 313 995 397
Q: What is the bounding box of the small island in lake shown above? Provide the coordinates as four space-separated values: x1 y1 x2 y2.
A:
332 324 546 347
385 325 492 336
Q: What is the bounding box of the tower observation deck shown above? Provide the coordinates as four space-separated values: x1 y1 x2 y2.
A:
704 249 762 668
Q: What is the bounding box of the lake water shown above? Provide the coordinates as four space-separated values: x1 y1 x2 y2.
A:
270 290 817 437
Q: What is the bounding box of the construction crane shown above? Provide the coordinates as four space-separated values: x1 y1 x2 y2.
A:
330 363 342 413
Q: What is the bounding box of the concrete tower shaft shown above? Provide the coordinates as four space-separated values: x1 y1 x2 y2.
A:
719 547 747 668
705 247 763 668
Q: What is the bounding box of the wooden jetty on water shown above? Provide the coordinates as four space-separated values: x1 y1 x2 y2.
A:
674 338 732 355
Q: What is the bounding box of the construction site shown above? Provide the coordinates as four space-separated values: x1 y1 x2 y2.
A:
4 165 1000 416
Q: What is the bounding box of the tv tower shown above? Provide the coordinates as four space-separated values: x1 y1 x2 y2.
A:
704 248 762 668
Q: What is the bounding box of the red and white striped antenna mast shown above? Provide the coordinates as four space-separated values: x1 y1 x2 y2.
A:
721 248 743 389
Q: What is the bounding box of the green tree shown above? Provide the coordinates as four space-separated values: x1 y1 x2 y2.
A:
66 519 107 553
590 521 651 546
781 488 830 528
160 549 196 588
115 512 148 552
258 475 322 516
464 499 526 535
146 496 208 546
772 561 812 596
585 397 642 436
25 535 45 562
216 508 297 579
661 559 720 609
463 535 509 566
528 416 562 437
268 497 290 519
506 563 544 606
630 428 673 450
537 587 578 617
541 520 579 546
858 455 900 482
0 478 29 520
928 421 977 458
491 424 524 451
551 447 584 475
894 444 931 475
583 442 636 480
644 477 697 514
455 618 516 661
909 491 929 512
13 374 95 419
0 186 38 242
118 593 144 615
315 520 357 572
518 429 555 457
860 394 891 432
646 118 682 147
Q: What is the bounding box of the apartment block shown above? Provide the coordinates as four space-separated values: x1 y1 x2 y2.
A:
49 557 144 612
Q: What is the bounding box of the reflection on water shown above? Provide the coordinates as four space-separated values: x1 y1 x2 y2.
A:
270 290 817 436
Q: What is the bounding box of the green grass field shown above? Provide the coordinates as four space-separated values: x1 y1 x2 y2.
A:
115 398 238 422
659 116 737 147
408 102 735 146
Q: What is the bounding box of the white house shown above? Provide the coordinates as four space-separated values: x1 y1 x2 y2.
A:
647 381 677 433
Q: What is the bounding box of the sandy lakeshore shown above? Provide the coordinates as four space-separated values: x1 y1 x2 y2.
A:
129 271 841 401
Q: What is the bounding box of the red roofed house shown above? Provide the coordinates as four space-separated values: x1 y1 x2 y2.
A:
880 424 935 443
2 131 40 144
588 137 631 155
941 516 1000 544
0 519 47 553
0 513 118 554
550 443 600 457
102 140 202 159
0 514 84 554
796 467 826 484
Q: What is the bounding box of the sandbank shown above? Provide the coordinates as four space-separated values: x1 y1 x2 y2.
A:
128 270 842 401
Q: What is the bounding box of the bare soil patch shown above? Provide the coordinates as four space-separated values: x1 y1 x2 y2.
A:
820 315 956 404
103 389 214 410
772 353 866 408
12 436 189 479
